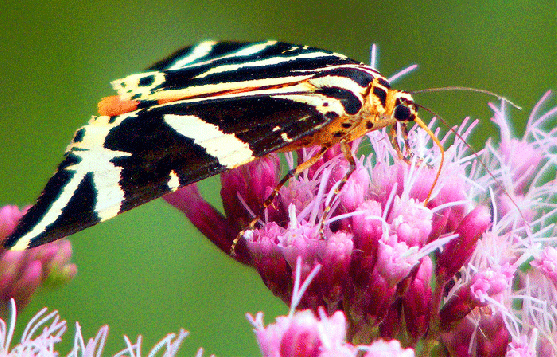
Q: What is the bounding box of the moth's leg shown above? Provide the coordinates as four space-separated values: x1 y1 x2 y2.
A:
390 124 413 163
318 140 355 237
262 145 330 212
393 118 446 206
400 123 413 158
232 144 331 255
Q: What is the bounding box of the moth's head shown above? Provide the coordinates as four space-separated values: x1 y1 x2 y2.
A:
365 80 420 130
390 90 418 123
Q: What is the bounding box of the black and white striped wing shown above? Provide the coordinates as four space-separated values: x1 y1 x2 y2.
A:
5 85 366 250
112 41 377 106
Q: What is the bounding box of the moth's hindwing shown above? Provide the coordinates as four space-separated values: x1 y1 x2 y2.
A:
4 40 387 250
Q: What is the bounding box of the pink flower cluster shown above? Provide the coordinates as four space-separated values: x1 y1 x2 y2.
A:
247 258 416 356
0 299 194 357
0 205 76 312
165 91 557 355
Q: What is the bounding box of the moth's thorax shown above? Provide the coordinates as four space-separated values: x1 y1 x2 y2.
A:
358 79 418 130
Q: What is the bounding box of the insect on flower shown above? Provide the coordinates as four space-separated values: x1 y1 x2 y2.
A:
4 40 443 251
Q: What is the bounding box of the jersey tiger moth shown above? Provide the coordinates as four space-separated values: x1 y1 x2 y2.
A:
3 40 440 251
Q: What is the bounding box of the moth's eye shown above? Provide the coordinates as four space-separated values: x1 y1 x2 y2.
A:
393 104 415 122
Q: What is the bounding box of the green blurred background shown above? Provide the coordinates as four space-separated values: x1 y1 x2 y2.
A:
0 0 554 355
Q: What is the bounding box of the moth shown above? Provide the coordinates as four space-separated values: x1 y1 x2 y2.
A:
4 40 439 251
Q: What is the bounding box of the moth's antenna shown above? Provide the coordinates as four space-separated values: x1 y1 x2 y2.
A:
416 104 472 148
412 86 522 110
415 103 526 222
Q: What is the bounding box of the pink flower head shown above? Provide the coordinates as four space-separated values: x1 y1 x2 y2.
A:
402 256 433 342
506 332 538 357
531 246 557 288
0 299 192 356
443 91 557 355
249 308 417 357
436 206 492 281
248 258 417 356
361 340 415 357
388 196 432 247
375 236 416 286
248 309 357 357
441 310 511 356
166 86 557 354
0 205 23 239
0 205 76 312
469 263 515 302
